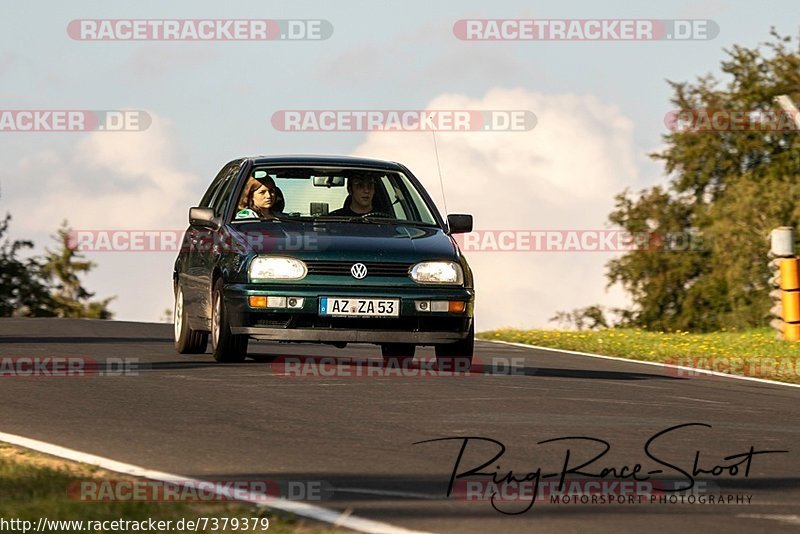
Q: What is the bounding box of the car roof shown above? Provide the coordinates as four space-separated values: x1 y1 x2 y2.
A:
247 154 404 171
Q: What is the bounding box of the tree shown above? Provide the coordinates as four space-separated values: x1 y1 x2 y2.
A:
0 213 55 317
160 307 173 323
40 221 115 319
550 305 610 330
608 31 800 331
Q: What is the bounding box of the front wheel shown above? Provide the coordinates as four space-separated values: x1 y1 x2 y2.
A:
174 285 208 354
435 325 474 371
211 279 248 362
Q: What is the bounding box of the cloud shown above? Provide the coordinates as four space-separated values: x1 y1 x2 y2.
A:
678 0 729 19
13 115 196 231
422 48 522 84
1 91 641 330
0 53 13 79
4 114 201 322
319 23 522 88
125 45 217 81
353 88 638 330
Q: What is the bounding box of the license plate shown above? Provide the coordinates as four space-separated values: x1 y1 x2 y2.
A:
319 297 399 317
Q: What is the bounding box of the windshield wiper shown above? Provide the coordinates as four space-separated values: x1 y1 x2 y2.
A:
266 214 436 227
299 215 384 224
398 220 438 228
347 215 397 223
272 214 314 222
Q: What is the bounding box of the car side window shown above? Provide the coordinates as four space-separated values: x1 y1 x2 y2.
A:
381 175 408 220
210 164 241 218
200 164 232 208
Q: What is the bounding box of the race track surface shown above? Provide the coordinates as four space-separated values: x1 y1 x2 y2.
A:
1 318 798 532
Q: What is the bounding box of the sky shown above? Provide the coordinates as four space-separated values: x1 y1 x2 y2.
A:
1 0 798 329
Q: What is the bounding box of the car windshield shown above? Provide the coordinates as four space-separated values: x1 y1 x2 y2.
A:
232 166 439 226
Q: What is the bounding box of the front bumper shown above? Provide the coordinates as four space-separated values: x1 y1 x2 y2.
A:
225 283 474 345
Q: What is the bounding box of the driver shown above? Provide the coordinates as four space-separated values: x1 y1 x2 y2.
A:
329 175 375 216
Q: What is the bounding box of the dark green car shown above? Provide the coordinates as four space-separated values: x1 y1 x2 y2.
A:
173 155 474 367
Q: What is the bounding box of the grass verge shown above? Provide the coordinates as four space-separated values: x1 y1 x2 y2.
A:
0 443 337 533
478 327 800 385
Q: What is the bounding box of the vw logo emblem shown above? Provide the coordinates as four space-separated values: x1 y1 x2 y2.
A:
350 263 368 279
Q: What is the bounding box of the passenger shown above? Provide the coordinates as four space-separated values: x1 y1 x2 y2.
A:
236 176 282 220
329 175 376 216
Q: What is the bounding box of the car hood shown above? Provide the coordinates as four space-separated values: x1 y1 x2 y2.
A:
227 221 458 263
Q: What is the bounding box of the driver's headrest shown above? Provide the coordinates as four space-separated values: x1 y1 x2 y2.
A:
273 186 285 213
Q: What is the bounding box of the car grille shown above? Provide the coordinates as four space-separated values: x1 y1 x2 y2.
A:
254 314 293 328
296 316 468 332
305 261 411 277
249 314 467 332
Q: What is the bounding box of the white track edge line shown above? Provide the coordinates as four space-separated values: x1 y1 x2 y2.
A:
481 339 800 389
333 488 440 500
0 431 432 534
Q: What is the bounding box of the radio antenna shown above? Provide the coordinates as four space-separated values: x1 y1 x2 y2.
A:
431 130 449 215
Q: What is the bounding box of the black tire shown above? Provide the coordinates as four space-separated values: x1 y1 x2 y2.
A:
211 279 248 363
174 285 208 354
381 343 416 365
435 325 474 371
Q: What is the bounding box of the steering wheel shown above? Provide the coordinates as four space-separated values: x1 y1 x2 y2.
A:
359 211 394 219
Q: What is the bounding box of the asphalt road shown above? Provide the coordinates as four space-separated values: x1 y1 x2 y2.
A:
1 318 799 533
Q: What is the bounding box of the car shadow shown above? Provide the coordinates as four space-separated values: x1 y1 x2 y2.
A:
0 336 173 344
12 353 679 380
244 354 681 381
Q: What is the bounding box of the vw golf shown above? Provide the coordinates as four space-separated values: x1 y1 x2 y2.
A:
173 155 475 367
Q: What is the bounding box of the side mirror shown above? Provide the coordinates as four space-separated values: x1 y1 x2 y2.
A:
447 214 473 234
189 207 219 229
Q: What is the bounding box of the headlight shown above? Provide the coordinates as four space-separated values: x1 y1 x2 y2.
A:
249 256 307 281
410 261 463 285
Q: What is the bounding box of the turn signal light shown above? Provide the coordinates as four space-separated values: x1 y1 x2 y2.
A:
415 300 467 313
248 296 268 308
448 301 466 313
